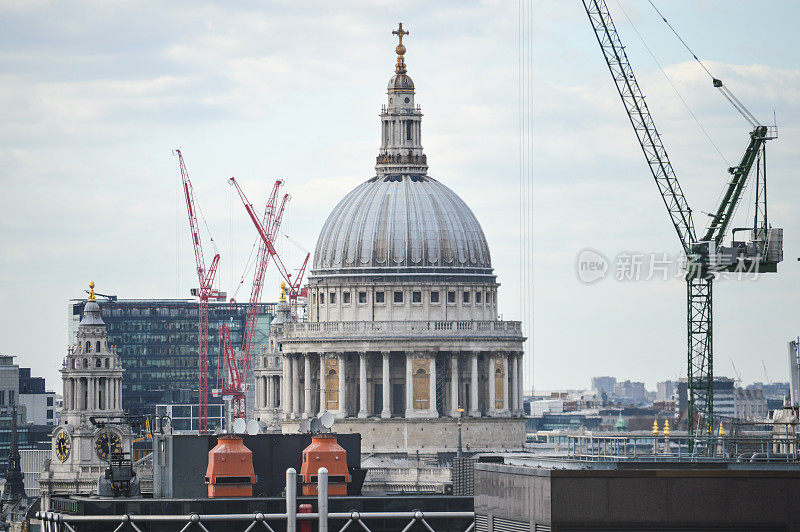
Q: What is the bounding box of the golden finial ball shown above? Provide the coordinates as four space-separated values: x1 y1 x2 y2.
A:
396 44 406 56
89 281 95 289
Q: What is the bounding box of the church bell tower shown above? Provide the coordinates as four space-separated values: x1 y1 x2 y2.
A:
39 282 131 510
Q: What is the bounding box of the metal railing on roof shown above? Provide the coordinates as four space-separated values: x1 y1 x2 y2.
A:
564 433 800 463
37 468 475 532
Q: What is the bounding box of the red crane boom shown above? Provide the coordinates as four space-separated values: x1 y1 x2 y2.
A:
229 177 310 319
240 180 288 392
216 323 245 418
175 149 219 434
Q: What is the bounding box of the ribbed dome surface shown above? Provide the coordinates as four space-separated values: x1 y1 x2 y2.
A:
313 175 492 275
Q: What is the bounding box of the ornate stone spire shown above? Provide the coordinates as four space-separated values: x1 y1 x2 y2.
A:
376 23 428 177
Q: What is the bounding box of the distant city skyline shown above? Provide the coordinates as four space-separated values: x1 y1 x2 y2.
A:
1 1 798 392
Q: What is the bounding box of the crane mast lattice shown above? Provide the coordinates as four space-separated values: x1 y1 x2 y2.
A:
582 0 781 438
175 149 220 434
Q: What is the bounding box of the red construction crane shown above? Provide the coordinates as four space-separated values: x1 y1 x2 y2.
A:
216 323 245 419
215 178 289 420
241 180 288 383
229 177 311 320
174 149 220 434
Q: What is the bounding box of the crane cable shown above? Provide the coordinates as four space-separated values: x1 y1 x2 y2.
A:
615 0 729 166
647 0 761 128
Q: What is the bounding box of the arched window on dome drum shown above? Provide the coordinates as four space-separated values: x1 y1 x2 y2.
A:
406 121 412 141
95 358 101 368
96 341 101 352
85 341 91 352
83 358 88 369
105 358 109 369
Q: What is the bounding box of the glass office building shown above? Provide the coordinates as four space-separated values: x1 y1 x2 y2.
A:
69 299 275 417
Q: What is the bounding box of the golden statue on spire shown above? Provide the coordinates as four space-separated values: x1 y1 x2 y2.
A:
279 281 287 303
88 281 96 302
392 22 409 74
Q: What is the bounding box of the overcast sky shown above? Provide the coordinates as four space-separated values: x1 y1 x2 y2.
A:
1 1 798 395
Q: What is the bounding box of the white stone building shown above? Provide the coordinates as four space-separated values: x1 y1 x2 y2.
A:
39 283 131 510
254 26 525 453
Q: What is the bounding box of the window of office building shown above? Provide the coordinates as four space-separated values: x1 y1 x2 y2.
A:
394 291 403 303
376 291 385 303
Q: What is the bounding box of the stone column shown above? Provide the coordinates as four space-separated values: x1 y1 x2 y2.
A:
469 353 480 417
104 379 109 410
319 354 327 416
337 354 347 418
64 378 69 411
358 352 368 418
88 378 95 410
488 355 496 416
512 354 520 413
268 376 274 411
281 356 289 419
405 351 413 418
502 354 510 414
429 355 438 418
303 354 312 419
118 379 122 410
291 355 300 419
450 353 459 416
518 353 525 414
381 351 391 419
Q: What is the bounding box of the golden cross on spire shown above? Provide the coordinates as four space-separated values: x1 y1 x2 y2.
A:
392 23 408 47
392 23 409 74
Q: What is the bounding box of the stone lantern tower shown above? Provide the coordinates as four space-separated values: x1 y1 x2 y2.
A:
39 282 132 510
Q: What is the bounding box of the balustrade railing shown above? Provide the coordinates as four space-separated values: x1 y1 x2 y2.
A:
282 320 522 339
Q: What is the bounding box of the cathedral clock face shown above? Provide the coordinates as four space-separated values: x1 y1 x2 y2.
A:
95 432 122 461
55 432 71 462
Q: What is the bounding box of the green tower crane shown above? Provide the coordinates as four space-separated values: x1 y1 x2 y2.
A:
582 0 783 439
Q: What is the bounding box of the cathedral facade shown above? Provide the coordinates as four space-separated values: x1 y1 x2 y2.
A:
254 25 525 453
